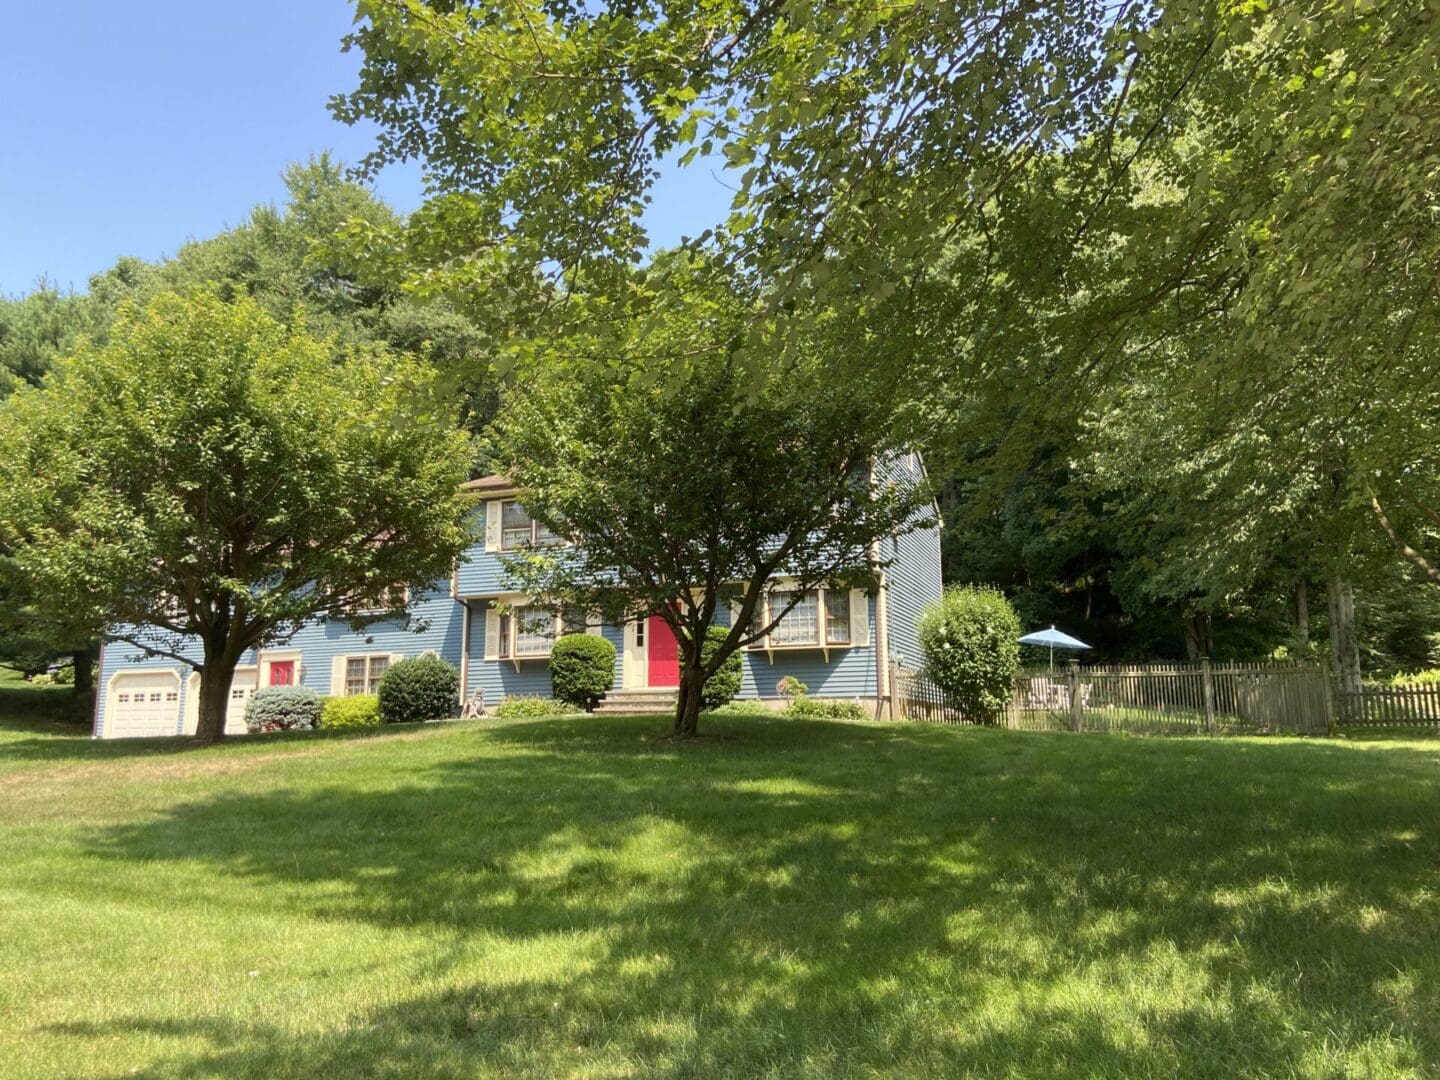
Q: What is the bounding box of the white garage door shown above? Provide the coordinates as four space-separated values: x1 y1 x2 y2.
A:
106 672 182 739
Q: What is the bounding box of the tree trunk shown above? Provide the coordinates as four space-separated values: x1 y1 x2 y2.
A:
70 648 93 696
1182 612 1211 661
1327 576 1362 695
195 639 244 743
674 657 704 738
1295 579 1310 648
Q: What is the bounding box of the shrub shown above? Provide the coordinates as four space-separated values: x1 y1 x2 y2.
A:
701 625 743 710
785 696 870 722
549 633 616 712
245 685 322 733
29 672 55 686
53 665 75 686
321 694 380 730
494 695 574 719
776 675 809 700
917 585 1022 724
377 655 459 724
1390 668 1440 687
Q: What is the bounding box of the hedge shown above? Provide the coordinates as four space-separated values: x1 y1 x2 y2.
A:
549 633 616 712
377 655 459 724
245 685 322 733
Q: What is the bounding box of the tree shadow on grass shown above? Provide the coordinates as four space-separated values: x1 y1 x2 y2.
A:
54 717 1440 1076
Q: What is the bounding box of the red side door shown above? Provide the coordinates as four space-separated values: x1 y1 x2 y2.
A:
646 615 679 687
269 661 295 687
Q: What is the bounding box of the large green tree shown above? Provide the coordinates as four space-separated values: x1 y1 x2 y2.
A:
495 257 933 736
0 291 474 742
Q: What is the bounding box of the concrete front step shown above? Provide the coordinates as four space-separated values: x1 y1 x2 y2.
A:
595 690 678 715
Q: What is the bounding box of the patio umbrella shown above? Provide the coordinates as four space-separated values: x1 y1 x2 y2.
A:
1018 625 1093 671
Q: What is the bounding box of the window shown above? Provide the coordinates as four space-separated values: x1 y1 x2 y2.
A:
344 655 389 696
117 693 129 704
753 587 856 650
513 605 555 656
165 691 178 703
634 617 646 648
826 596 851 645
499 500 565 550
771 590 819 646
357 585 408 614
230 688 247 701
494 604 592 660
500 500 534 550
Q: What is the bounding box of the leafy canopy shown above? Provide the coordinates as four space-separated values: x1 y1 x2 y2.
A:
0 290 475 677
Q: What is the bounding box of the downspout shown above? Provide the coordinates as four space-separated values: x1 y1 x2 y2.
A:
874 568 892 720
458 599 472 707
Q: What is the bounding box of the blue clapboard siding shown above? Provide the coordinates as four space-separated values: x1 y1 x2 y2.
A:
95 583 465 736
878 453 944 669
716 597 878 700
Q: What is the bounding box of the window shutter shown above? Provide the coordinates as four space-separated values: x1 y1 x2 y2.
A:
330 655 346 695
390 653 405 667
851 590 871 647
586 613 603 636
484 500 502 552
484 606 500 661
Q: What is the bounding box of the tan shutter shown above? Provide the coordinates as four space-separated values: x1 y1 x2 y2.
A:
331 655 347 696
484 606 500 661
851 589 871 647
586 612 603 636
484 500 502 553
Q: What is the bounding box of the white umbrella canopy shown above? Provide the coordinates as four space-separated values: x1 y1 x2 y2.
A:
1018 625 1092 671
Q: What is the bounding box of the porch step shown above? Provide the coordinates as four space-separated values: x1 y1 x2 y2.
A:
594 689 678 715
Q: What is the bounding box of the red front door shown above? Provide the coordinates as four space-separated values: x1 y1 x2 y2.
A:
646 615 679 687
269 661 295 686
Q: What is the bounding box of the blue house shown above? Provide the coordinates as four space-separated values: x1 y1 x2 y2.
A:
92 456 942 738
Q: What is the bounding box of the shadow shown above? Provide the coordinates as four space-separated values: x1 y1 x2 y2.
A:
30 716 1440 1075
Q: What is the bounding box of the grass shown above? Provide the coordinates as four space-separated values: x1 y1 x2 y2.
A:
2 679 1439 1077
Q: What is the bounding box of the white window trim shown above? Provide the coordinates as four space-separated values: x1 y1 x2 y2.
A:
483 597 600 671
742 583 870 664
497 499 570 553
354 585 410 616
340 653 393 697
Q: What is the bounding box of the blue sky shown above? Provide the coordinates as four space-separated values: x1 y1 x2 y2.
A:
0 1 733 296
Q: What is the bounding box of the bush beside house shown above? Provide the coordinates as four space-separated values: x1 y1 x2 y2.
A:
918 585 1022 724
245 686 323 733
494 696 576 719
549 633 616 712
321 694 381 730
700 625 743 710
377 656 459 724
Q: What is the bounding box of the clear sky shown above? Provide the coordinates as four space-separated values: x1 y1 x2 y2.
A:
0 1 733 296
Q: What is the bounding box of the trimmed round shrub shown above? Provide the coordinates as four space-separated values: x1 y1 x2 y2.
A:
245 685 322 733
917 585 1022 724
700 626 743 711
549 633 616 712
377 655 459 724
321 694 380 730
494 695 574 719
785 697 869 722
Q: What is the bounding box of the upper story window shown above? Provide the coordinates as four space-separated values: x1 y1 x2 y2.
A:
357 585 409 614
500 500 564 550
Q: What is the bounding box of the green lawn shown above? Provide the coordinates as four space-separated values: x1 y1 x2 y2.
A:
2 684 1439 1077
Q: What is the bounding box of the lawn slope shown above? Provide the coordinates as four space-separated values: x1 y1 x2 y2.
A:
2 704 1438 1078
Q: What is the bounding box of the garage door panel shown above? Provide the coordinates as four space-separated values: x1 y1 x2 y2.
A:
107 672 182 739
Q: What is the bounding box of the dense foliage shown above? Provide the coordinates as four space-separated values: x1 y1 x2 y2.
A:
320 694 381 731
700 626 743 711
548 633 616 713
918 587 1022 725
493 696 575 720
0 291 474 740
784 697 869 723
245 686 322 734
377 656 460 725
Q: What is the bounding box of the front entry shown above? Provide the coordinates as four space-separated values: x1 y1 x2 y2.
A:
646 614 679 687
